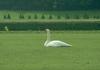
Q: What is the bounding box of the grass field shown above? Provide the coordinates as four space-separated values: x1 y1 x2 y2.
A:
0 31 100 70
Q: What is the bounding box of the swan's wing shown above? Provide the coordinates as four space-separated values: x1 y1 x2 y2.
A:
53 40 72 47
47 40 72 47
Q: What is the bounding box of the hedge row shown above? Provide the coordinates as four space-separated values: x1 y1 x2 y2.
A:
0 22 100 31
3 14 100 19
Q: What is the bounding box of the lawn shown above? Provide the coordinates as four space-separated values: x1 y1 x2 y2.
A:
0 31 100 70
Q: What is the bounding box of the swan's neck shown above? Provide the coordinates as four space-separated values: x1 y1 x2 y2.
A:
46 29 51 41
44 29 51 46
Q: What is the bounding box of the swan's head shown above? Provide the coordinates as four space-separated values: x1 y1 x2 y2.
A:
45 29 50 32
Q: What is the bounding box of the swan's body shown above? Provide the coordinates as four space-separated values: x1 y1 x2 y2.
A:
44 29 72 47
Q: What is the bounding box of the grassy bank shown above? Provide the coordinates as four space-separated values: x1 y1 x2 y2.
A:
0 31 100 70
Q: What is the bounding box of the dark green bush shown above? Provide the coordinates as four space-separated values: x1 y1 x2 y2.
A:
93 16 100 19
7 14 11 19
74 15 80 19
48 15 53 19
19 14 24 19
4 14 11 19
28 16 31 19
65 15 70 19
83 14 89 19
41 14 45 19
34 14 38 19
4 15 7 19
57 15 61 19
0 22 100 31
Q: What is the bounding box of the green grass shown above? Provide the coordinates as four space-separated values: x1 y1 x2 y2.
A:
0 31 100 70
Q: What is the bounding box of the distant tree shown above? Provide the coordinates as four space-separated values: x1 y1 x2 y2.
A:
65 14 70 19
93 16 96 19
34 14 38 19
28 16 31 19
4 15 7 19
7 14 11 19
83 14 89 19
19 14 24 19
93 16 100 19
3 14 11 19
41 14 45 19
57 15 61 19
74 15 80 19
48 15 53 19
96 16 100 19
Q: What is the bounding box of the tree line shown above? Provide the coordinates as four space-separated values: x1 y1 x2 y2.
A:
0 0 100 10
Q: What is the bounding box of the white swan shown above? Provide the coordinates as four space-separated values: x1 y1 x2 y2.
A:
44 29 72 47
